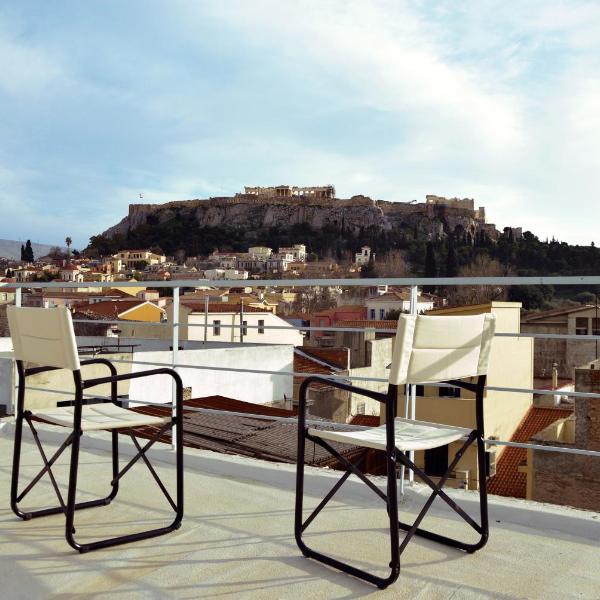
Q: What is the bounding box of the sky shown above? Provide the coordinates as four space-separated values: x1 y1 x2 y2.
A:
1 0 600 249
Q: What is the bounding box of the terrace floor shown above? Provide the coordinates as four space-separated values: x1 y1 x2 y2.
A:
0 420 598 599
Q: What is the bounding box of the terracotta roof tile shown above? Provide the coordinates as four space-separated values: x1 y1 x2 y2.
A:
488 406 572 499
335 319 397 330
349 414 381 427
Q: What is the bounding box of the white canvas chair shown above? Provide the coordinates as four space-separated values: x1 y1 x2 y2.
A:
7 306 184 553
295 313 496 589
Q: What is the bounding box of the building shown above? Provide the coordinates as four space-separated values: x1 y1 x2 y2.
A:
400 302 534 490
365 289 434 320
203 269 249 281
243 184 335 198
75 300 166 323
277 244 306 262
112 250 166 270
521 304 600 378
309 305 367 345
524 358 600 511
355 246 372 266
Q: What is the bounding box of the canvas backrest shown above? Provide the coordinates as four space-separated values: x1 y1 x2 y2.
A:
7 306 80 371
389 313 496 385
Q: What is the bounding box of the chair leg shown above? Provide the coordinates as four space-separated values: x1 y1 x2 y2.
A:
396 432 488 555
12 417 116 520
295 429 400 590
65 420 183 553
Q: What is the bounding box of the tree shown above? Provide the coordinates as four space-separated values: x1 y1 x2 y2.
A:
447 256 510 306
445 236 458 278
23 240 34 262
380 250 409 277
360 252 378 278
65 236 72 264
423 242 437 293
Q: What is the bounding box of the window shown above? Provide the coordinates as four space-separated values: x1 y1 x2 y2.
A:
593 318 600 336
424 444 449 477
213 319 221 336
575 317 588 335
242 320 248 336
369 309 376 320
356 402 366 415
379 308 385 319
415 385 425 396
258 319 265 334
438 386 461 398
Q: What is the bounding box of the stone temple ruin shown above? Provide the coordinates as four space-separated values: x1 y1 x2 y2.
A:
242 185 336 199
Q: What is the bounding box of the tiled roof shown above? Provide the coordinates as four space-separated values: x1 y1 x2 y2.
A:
74 299 153 318
301 347 349 370
335 319 398 330
488 406 572 499
521 304 596 322
349 414 380 427
293 350 339 390
130 396 362 468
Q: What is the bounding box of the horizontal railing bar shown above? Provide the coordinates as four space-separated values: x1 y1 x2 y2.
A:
4 275 600 289
15 395 600 457
68 317 600 341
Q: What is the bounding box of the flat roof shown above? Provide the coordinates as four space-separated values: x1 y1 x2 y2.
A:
0 421 598 599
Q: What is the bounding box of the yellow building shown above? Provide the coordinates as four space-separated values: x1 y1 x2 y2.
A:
396 302 533 490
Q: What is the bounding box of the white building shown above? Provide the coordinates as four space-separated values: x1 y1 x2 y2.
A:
278 244 306 262
365 289 434 320
355 246 372 265
204 268 249 281
186 305 303 345
248 246 272 260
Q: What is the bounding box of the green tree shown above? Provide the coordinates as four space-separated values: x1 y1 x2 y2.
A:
423 242 437 293
445 236 458 277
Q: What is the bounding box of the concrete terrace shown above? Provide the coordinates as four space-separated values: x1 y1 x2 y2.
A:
0 420 599 600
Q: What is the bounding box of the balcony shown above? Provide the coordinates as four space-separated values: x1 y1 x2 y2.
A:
1 275 599 597
0 420 598 598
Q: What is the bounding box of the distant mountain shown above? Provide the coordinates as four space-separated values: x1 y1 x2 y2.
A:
0 239 65 261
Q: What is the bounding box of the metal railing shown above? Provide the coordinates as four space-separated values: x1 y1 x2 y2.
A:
3 275 600 487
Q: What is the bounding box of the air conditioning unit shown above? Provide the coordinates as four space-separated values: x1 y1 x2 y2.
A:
486 449 497 478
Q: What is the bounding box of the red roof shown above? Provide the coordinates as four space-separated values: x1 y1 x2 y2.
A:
349 414 380 427
335 319 397 330
293 350 340 390
301 347 349 370
488 406 572 499
74 300 156 318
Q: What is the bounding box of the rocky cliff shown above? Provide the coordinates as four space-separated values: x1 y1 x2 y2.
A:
102 194 495 241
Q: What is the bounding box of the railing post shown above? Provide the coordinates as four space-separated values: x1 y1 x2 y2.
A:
171 287 180 451
203 296 208 343
408 284 418 484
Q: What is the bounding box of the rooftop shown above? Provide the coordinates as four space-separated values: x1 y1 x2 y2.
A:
1 420 598 599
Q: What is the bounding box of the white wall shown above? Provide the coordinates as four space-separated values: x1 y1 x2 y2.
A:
129 345 294 406
187 312 303 346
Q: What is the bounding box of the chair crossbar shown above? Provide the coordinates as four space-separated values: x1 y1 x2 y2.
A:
17 423 74 503
111 421 172 486
23 415 69 515
307 433 389 503
129 433 177 511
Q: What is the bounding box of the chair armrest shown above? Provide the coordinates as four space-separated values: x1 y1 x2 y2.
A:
82 368 184 414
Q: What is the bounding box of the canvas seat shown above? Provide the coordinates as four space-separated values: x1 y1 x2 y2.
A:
35 403 170 432
7 305 184 554
309 417 471 452
295 312 497 589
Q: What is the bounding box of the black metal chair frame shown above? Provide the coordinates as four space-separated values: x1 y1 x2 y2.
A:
11 357 184 553
295 375 488 589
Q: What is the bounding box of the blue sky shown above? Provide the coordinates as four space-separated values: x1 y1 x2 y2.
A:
1 0 600 249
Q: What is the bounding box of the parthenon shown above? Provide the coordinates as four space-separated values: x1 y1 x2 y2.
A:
242 185 336 198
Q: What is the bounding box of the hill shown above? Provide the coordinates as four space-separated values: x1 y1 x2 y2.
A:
0 239 64 261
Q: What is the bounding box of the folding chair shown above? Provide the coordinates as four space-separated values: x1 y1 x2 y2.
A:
7 305 184 553
295 313 496 589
